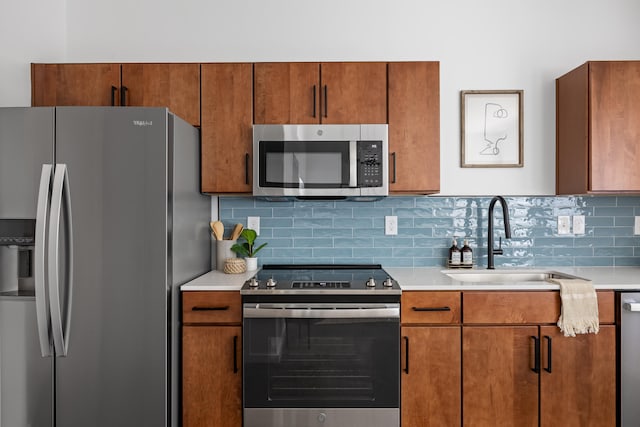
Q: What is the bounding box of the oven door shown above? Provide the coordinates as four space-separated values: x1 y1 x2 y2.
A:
243 302 400 426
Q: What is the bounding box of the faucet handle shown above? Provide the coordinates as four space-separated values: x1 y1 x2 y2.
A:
493 237 504 255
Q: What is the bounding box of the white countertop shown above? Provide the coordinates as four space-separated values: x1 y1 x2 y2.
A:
180 266 640 291
181 269 255 291
387 266 640 291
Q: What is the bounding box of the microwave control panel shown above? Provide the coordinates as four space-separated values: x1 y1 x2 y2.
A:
357 141 383 187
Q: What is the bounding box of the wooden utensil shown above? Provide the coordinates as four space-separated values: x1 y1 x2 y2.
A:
230 223 244 241
211 221 224 241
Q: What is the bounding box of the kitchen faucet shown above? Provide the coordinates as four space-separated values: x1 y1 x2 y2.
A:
487 196 512 269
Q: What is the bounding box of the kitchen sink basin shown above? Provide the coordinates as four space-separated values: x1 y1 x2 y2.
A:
443 270 583 283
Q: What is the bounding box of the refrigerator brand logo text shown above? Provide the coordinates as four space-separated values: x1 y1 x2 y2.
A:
133 120 153 127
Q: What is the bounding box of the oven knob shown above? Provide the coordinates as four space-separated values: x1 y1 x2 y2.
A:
266 277 277 288
317 412 327 423
249 278 259 288
366 277 376 287
383 277 394 287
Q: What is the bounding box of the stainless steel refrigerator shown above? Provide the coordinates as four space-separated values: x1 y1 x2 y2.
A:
0 107 210 427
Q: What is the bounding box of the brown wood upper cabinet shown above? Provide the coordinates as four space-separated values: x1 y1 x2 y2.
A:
556 60 640 194
120 63 200 126
201 63 253 194
31 63 120 107
388 62 440 194
31 63 200 126
253 62 387 124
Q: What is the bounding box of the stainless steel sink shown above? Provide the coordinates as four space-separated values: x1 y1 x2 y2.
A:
443 270 584 283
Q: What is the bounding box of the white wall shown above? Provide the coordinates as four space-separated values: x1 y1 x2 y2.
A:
4 0 640 195
0 0 65 106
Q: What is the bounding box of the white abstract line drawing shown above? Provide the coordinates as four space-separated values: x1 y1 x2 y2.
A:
481 102 509 156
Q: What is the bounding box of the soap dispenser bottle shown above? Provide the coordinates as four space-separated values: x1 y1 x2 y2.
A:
449 238 461 266
461 239 473 266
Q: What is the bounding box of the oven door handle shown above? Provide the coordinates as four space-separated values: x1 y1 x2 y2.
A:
243 304 399 319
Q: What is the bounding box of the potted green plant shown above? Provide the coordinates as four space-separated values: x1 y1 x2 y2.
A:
231 228 267 271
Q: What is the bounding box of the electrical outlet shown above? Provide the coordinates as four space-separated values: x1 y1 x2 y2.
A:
247 216 260 235
385 216 398 235
558 216 571 235
635 216 640 235
573 215 585 235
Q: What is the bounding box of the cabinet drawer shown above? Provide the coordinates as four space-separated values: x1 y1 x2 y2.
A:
182 291 241 324
402 291 461 324
463 291 614 324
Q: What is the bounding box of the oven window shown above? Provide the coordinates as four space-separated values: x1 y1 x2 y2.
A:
243 316 399 408
259 141 350 188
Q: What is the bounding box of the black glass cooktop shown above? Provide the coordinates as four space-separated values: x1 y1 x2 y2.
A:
241 264 401 294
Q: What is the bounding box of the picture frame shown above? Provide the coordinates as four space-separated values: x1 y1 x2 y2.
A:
460 90 523 168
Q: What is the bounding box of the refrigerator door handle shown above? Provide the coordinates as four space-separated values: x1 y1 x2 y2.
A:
48 164 74 357
35 164 54 357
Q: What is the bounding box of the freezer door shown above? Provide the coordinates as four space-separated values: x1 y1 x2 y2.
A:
0 296 53 427
53 107 172 427
0 107 54 219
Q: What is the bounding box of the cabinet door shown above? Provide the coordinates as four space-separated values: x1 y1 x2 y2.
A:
182 326 242 427
463 326 538 427
254 62 320 124
121 63 200 126
539 325 616 427
320 62 387 124
589 61 640 192
401 326 460 427
31 63 121 106
388 62 440 194
201 63 253 193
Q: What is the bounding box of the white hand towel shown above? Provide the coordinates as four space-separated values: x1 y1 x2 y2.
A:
549 278 599 337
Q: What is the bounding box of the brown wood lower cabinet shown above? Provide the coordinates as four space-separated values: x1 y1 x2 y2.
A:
539 325 616 427
402 290 616 427
182 326 242 427
462 325 616 427
401 326 461 427
182 291 242 427
463 326 539 427
401 291 461 427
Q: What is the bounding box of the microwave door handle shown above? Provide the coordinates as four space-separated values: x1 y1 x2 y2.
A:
349 140 357 187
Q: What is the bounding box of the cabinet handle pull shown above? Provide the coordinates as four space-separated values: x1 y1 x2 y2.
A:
323 85 328 118
120 86 128 106
245 153 250 185
191 305 230 311
391 152 397 183
531 335 540 373
312 85 317 118
233 335 239 374
544 335 552 373
403 336 409 374
111 86 118 106
412 306 451 312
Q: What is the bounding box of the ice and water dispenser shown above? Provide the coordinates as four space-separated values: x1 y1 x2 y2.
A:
0 219 35 296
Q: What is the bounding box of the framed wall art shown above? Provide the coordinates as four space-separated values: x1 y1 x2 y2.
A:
460 90 523 168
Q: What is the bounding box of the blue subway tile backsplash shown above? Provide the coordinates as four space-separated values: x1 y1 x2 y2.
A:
218 196 640 268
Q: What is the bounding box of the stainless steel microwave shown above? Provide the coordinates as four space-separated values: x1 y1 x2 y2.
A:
253 124 388 199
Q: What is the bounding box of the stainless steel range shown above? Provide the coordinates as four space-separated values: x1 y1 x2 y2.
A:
241 265 400 427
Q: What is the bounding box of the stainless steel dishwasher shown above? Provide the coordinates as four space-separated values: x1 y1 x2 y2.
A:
621 292 640 426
